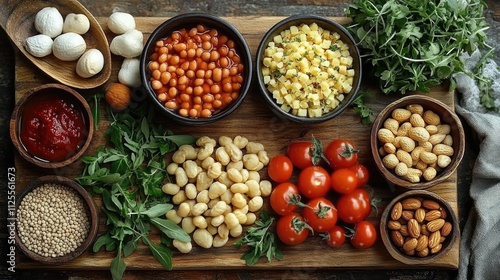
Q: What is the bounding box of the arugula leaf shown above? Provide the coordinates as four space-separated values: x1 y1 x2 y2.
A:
142 203 173 218
110 254 126 280
345 0 496 110
351 91 374 125
234 211 282 266
150 218 191 242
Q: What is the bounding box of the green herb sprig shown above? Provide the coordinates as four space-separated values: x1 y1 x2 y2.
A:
76 102 196 280
345 0 494 109
234 211 283 266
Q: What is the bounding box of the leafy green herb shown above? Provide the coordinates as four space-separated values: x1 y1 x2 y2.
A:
351 91 374 125
345 0 491 105
76 102 196 280
86 93 103 130
471 46 497 111
234 211 282 266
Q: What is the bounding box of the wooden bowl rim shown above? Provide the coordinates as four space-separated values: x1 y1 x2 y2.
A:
9 83 94 169
379 190 459 265
15 175 99 264
370 94 465 190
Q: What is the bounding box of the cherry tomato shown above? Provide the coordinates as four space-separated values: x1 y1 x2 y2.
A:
297 166 331 199
349 163 370 188
336 188 372 224
276 213 310 246
286 141 314 170
330 168 358 194
324 138 359 170
270 182 301 216
302 197 338 233
322 225 346 248
350 221 377 249
267 154 293 183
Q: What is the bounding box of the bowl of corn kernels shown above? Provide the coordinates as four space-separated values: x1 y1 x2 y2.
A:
255 15 362 123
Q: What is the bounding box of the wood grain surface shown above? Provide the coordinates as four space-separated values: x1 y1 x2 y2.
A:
12 16 459 271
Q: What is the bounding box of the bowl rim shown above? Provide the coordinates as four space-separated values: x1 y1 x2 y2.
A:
15 175 99 264
379 189 459 265
370 94 465 190
139 12 253 125
9 83 94 169
255 14 363 123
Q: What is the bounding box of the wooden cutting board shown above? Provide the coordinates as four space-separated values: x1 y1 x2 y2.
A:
13 16 459 270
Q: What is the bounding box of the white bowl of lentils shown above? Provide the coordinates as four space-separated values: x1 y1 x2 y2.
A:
15 175 98 264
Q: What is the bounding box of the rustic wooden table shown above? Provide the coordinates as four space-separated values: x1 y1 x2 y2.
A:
1 1 499 279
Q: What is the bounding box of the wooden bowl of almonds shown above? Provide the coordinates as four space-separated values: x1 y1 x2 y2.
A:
380 190 459 264
15 175 98 264
370 94 465 190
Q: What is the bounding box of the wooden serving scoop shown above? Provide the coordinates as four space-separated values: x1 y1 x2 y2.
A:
0 0 111 89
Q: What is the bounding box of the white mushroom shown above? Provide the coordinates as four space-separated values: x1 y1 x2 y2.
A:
107 12 136 34
52 32 86 61
34 7 64 38
63 13 90 34
110 29 143 58
76 49 104 78
24 34 53 57
118 58 141 87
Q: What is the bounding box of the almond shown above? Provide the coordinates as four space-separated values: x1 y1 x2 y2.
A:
415 208 426 223
391 230 404 247
416 235 429 252
388 220 402 230
403 237 418 251
427 218 445 232
428 231 441 249
401 198 421 210
441 221 453 237
391 202 403 220
439 207 448 219
408 219 421 238
424 210 442 221
416 247 429 257
421 224 430 236
422 199 441 210
430 243 443 254
402 210 414 221
399 224 409 236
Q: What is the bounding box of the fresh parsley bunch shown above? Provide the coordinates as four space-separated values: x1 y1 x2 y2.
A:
345 0 490 96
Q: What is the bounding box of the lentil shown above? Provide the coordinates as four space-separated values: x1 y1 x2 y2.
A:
17 183 90 258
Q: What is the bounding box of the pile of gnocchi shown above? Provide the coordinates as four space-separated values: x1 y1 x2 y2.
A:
161 135 272 252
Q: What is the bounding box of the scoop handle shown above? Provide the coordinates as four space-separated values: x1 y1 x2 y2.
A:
0 0 20 31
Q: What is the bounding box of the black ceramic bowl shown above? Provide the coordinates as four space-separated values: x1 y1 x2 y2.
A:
140 13 252 125
256 15 362 123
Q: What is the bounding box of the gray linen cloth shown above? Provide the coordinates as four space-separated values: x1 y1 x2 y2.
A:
454 50 500 279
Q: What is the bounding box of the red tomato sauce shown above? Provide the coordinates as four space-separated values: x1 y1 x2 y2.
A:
19 92 87 162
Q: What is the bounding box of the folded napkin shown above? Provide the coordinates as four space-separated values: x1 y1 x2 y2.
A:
454 50 500 279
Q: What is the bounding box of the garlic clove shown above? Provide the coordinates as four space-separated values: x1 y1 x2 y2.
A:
110 29 143 58
76 49 104 78
24 34 53 58
107 12 136 35
52 32 86 61
34 7 64 38
118 58 141 87
63 13 90 35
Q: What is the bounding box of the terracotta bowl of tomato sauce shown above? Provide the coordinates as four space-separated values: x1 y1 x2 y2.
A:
10 83 94 169
140 13 252 125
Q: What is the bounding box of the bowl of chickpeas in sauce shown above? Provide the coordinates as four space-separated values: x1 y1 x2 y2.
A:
140 13 252 125
256 15 362 123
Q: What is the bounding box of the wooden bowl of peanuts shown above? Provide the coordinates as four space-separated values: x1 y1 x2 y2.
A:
370 94 465 190
15 175 99 264
380 190 459 265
